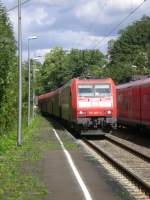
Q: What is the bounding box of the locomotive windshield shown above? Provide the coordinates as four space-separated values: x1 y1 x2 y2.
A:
78 85 94 97
78 84 111 97
95 84 111 97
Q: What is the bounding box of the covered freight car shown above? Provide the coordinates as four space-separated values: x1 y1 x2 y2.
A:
38 78 117 132
117 78 150 129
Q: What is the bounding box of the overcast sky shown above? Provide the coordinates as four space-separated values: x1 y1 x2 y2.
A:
1 0 150 62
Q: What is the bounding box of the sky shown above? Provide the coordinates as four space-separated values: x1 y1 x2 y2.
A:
1 0 150 62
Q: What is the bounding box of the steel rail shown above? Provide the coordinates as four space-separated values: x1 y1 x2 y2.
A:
83 138 150 196
105 135 150 163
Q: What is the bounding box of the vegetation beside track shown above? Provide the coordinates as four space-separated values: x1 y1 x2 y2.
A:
0 115 79 199
0 116 61 200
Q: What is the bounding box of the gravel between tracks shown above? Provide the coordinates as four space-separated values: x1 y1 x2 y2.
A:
110 131 150 158
92 140 150 186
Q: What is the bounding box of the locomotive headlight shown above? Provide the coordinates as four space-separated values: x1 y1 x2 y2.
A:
79 111 86 115
107 110 112 114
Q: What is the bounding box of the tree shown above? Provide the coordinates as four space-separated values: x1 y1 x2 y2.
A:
107 16 150 83
39 48 106 93
41 47 67 92
0 3 17 134
67 49 106 78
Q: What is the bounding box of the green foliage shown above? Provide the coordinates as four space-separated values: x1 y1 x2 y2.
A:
0 2 28 135
67 49 106 78
41 47 67 92
104 63 133 83
106 16 150 83
30 60 43 96
38 47 106 93
0 117 50 200
0 3 18 134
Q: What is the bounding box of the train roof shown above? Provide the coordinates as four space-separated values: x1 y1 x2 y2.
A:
73 78 114 84
38 78 114 101
117 77 150 90
38 90 58 101
38 92 52 101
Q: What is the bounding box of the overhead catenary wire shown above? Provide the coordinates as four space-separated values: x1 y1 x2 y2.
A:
73 0 148 76
80 0 148 77
90 0 148 50
7 0 31 12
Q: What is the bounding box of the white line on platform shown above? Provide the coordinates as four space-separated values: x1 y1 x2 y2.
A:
53 128 93 200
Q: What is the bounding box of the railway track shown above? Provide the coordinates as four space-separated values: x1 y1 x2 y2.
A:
82 135 150 198
105 134 150 163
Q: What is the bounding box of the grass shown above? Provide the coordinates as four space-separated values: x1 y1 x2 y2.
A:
0 115 79 199
0 116 56 200
63 139 78 150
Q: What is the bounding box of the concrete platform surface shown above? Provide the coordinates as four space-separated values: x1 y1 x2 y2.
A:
39 119 132 200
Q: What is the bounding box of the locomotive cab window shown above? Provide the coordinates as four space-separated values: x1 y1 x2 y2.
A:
78 85 94 97
95 84 111 97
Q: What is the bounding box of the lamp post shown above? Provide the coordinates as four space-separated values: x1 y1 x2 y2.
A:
27 36 37 126
32 57 41 118
17 0 22 145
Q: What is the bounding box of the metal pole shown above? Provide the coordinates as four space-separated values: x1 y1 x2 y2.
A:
27 37 37 125
17 0 22 145
27 39 30 126
32 65 35 118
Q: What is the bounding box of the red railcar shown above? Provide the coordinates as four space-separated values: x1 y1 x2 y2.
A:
117 78 150 128
38 78 117 131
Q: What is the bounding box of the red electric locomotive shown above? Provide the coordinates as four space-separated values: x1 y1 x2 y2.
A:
117 77 150 129
38 78 117 133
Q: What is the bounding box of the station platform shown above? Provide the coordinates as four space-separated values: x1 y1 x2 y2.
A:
38 118 132 200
